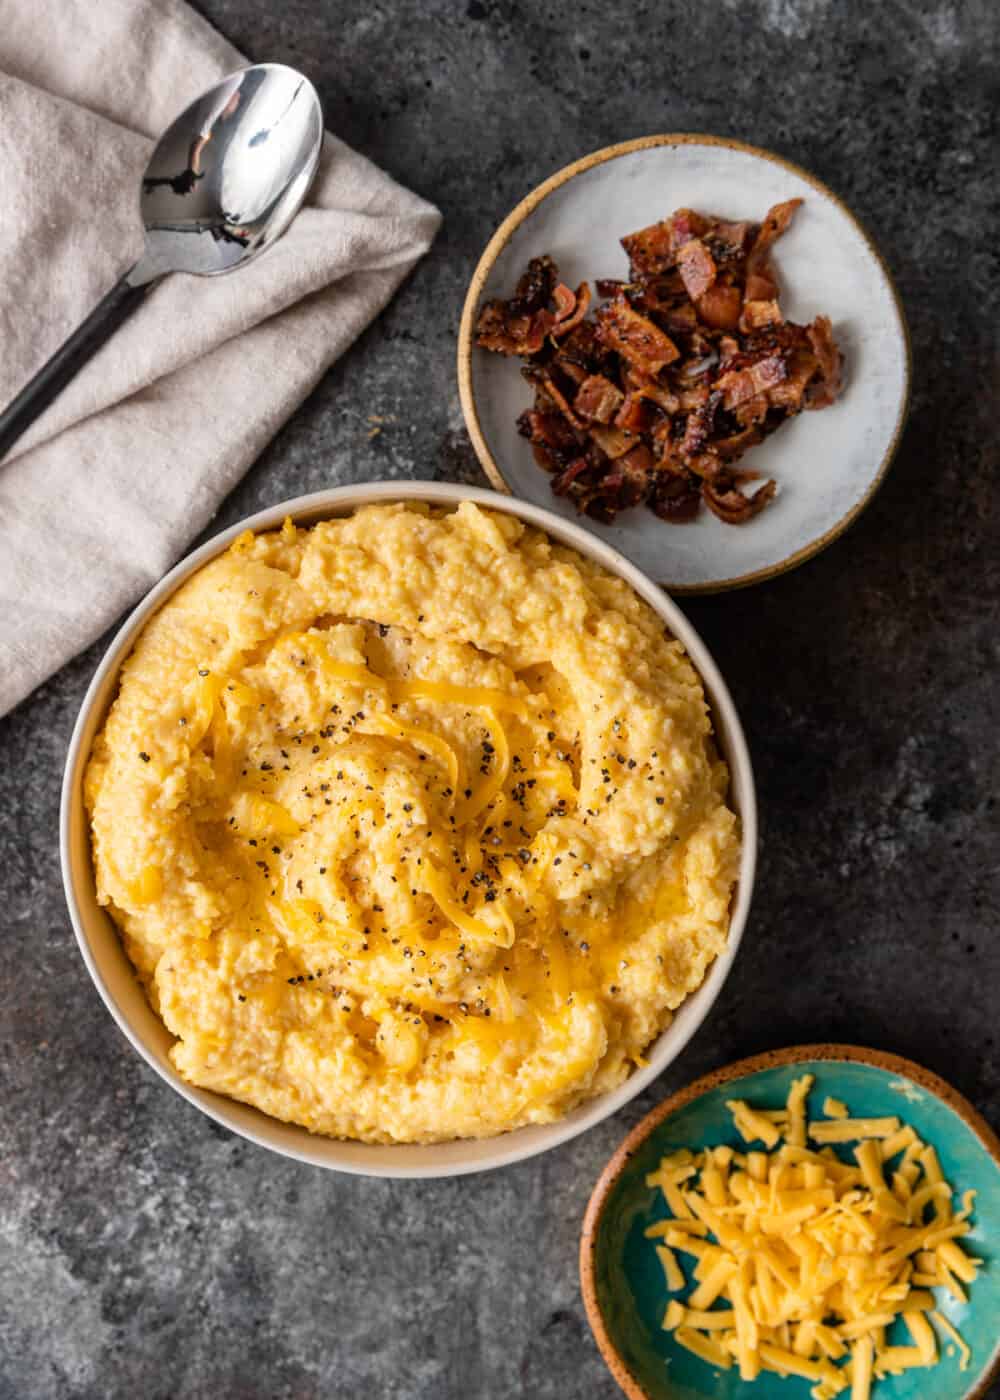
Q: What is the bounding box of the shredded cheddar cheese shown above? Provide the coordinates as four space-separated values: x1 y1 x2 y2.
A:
646 1077 981 1398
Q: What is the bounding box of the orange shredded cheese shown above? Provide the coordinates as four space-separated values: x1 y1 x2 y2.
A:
646 1077 981 1397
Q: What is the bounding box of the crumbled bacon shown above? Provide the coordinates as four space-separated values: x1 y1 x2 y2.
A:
474 198 843 525
676 239 717 301
594 297 680 375
574 373 625 424
696 283 743 331
805 314 843 408
551 281 592 336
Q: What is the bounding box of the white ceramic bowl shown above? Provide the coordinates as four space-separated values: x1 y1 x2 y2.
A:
61 482 757 1177
458 135 911 593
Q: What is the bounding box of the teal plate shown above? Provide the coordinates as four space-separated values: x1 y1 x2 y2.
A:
581 1045 1000 1400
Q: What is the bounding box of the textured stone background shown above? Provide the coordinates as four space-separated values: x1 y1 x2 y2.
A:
2 1 998 1396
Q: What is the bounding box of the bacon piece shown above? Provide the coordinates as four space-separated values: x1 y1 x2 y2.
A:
552 355 588 387
716 354 787 409
621 367 681 415
551 281 592 337
621 209 709 275
508 255 558 314
619 444 655 498
574 373 625 424
696 283 743 330
677 384 711 412
516 409 581 471
702 477 777 523
740 199 800 308
680 391 722 458
676 239 717 301
555 319 603 369
748 199 802 273
474 255 560 355
656 301 701 335
619 445 649 484
585 444 656 517
475 303 553 355
533 369 586 429
745 270 779 302
712 220 755 256
805 314 843 408
552 283 576 320
731 391 772 428
764 348 818 413
714 424 767 459
651 474 702 521
594 297 680 374
551 457 593 495
631 272 687 310
588 424 637 460
740 298 783 331
614 393 656 435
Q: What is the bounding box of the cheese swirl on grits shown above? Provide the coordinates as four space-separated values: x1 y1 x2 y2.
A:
85 503 739 1143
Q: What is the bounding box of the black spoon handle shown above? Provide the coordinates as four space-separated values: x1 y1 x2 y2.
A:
0 271 152 462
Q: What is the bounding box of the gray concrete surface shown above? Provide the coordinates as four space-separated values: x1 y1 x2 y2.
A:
2 0 998 1396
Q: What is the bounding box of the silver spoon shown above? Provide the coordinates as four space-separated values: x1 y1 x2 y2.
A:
0 62 323 460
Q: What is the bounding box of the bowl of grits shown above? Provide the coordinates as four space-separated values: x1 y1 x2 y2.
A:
61 482 756 1177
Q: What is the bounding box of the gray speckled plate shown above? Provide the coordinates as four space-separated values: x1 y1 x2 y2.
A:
458 135 911 593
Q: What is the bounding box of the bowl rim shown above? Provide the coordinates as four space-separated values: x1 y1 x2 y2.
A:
579 1041 1000 1400
60 480 757 1178
456 131 913 595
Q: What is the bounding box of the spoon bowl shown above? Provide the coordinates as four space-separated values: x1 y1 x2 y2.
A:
137 63 323 281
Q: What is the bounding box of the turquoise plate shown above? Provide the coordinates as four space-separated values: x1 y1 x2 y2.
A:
581 1045 1000 1400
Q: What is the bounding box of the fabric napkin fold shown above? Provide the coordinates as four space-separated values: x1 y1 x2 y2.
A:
0 0 441 718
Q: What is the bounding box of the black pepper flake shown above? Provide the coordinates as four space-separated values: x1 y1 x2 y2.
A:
138 751 150 763
656 796 665 805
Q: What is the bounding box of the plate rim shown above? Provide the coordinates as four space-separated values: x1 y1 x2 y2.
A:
578 1041 1000 1400
457 132 913 594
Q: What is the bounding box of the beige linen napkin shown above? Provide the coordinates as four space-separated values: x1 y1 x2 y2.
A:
0 0 441 717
